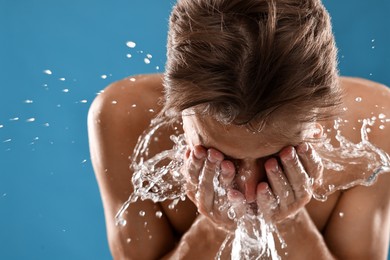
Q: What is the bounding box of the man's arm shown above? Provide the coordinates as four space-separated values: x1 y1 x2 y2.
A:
322 78 390 259
88 75 179 259
324 173 390 259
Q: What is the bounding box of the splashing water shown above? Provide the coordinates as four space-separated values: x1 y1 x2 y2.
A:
115 118 187 226
115 116 390 259
312 118 390 201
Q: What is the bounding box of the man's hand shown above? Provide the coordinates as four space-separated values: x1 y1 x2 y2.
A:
257 143 323 223
181 143 324 228
182 145 248 231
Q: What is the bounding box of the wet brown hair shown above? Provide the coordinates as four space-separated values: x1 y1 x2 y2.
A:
161 0 343 130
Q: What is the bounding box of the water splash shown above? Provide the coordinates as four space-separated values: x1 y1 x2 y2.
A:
115 119 187 226
312 118 390 201
115 116 389 259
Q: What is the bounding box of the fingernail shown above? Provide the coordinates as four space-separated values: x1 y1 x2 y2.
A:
193 148 205 159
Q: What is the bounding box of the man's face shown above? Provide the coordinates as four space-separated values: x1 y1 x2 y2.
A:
182 113 319 202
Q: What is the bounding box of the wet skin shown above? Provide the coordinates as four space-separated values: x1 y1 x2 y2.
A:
182 114 325 229
88 74 390 259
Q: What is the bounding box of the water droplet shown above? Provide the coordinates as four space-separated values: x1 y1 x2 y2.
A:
379 125 385 130
62 89 69 93
148 109 154 113
81 159 87 164
371 39 375 43
126 54 132 58
155 211 163 218
132 104 137 108
378 113 386 119
112 100 118 105
148 235 152 240
101 74 107 79
24 100 33 104
0 125 3 128
80 100 88 104
116 218 127 226
3 139 11 143
43 69 52 75
227 207 236 220
144 58 151 64
139 211 146 217
366 128 371 133
339 212 344 218
10 117 19 121
240 176 246 181
59 77 66 81
2 193 7 197
129 77 136 82
126 41 136 48
26 118 35 122
147 54 153 59
43 123 50 127
355 97 362 102
126 238 131 243
155 66 160 70
371 46 375 49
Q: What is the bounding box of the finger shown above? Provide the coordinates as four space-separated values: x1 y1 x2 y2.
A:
197 148 223 213
264 157 294 208
220 160 235 187
280 146 312 200
296 142 323 184
227 189 246 219
256 182 277 220
185 145 207 185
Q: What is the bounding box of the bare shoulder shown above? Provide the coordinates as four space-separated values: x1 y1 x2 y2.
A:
89 73 164 122
88 74 197 259
340 76 390 108
321 77 390 258
87 73 166 198
337 76 390 147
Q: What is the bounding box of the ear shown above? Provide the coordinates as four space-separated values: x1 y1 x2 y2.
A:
303 122 324 139
312 123 324 139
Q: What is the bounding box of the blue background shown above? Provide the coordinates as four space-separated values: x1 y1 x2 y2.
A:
0 0 389 259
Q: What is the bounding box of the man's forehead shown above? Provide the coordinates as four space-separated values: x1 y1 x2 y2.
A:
184 114 309 159
195 132 284 159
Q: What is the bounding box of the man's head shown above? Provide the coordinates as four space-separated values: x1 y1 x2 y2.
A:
162 0 342 132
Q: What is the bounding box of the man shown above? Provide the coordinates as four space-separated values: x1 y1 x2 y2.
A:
88 0 390 259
